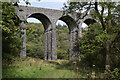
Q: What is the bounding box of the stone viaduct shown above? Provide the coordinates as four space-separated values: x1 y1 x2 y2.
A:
15 6 95 60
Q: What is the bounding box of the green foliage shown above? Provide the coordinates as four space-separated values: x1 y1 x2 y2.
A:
64 2 120 70
2 57 93 78
26 23 44 59
74 22 120 68
74 23 106 68
105 68 120 79
56 25 69 60
2 2 22 60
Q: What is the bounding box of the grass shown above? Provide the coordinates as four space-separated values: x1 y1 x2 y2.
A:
2 57 104 78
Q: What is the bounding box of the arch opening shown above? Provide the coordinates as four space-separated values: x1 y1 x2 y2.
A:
82 23 88 28
56 15 78 60
27 18 41 23
26 13 52 59
56 20 69 60
27 13 60 60
59 15 78 32
26 17 45 59
28 13 52 31
82 18 97 32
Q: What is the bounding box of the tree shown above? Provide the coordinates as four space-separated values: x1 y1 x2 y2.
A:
1 2 22 62
63 2 120 70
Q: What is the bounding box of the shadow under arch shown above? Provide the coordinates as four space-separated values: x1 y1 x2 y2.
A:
59 15 78 32
28 13 52 31
84 18 96 26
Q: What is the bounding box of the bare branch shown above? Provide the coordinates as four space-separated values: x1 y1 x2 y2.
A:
95 2 106 30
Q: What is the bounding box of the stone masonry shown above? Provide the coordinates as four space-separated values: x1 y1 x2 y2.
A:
15 6 95 60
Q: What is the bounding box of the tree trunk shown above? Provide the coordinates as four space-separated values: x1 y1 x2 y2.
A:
105 39 110 70
105 3 112 70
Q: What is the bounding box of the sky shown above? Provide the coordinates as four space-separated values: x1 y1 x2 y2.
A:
18 0 87 28
19 0 67 10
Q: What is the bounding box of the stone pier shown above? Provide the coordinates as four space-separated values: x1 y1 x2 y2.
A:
16 6 94 60
20 22 26 58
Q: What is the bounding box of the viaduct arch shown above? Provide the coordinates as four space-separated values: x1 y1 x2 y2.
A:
15 6 95 60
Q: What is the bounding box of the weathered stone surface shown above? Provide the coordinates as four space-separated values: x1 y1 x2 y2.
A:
20 22 26 58
47 30 52 60
44 32 48 60
15 6 94 60
51 28 57 60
